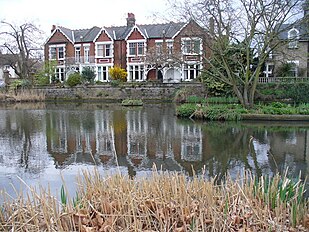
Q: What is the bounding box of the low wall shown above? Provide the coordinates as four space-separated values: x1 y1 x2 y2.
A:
34 83 206 102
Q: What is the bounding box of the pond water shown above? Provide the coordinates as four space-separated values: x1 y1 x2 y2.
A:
0 102 308 199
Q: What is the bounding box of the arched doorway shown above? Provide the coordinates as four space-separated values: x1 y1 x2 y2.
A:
164 68 181 83
147 69 163 81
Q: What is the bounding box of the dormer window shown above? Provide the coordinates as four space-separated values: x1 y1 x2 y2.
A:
288 28 299 49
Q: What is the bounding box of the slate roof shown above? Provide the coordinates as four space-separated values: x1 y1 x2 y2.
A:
278 20 309 41
54 21 186 43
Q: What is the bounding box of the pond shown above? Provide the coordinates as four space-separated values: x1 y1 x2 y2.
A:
0 102 308 199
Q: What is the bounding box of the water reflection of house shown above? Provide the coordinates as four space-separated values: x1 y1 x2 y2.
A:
46 111 97 167
126 110 148 168
180 124 202 161
95 111 115 165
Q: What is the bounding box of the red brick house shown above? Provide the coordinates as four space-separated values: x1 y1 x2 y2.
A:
44 13 210 83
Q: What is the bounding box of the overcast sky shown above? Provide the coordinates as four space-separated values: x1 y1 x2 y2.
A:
0 0 170 36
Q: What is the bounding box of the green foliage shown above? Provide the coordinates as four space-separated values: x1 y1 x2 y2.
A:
283 83 309 103
110 79 121 87
10 79 31 90
109 65 127 82
252 172 306 227
60 185 67 207
66 72 82 87
186 96 239 104
177 104 246 120
206 97 239 104
176 104 197 117
202 73 233 97
34 61 57 85
276 62 294 77
177 102 309 120
35 75 50 86
81 66 96 84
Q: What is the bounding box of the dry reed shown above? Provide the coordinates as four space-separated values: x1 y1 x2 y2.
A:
0 168 308 231
0 89 46 103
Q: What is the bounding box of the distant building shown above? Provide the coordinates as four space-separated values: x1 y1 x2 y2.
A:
44 13 210 83
0 54 18 81
264 8 309 78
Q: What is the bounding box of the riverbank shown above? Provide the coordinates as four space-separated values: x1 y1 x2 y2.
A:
0 169 308 231
176 103 309 121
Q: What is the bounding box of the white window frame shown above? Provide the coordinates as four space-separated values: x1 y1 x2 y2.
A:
95 42 113 58
183 63 200 81
181 37 202 55
49 44 65 60
55 66 65 82
127 39 146 57
97 65 111 82
84 44 90 63
128 64 145 81
288 28 299 49
75 45 81 63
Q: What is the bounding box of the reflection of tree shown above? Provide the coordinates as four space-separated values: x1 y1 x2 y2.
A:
19 111 32 170
199 122 263 181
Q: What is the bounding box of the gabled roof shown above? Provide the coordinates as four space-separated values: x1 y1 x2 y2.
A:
93 27 114 42
278 20 309 41
47 21 190 43
138 22 185 39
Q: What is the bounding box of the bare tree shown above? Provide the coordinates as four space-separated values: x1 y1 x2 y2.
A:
145 41 183 80
0 21 44 82
167 0 304 108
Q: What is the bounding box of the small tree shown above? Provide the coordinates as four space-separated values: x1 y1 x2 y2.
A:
34 61 57 85
109 65 127 82
81 66 96 84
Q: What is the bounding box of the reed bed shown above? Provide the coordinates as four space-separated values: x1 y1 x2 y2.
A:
0 169 308 231
0 89 46 102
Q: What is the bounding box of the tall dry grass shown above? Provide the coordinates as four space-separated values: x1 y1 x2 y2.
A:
0 89 46 103
0 168 308 231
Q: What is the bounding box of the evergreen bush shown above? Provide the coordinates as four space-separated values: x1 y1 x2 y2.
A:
66 73 82 87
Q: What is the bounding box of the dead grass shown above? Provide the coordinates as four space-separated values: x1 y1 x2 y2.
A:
0 89 46 102
0 168 308 231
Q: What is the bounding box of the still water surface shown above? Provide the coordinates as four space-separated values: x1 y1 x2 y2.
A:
0 103 308 199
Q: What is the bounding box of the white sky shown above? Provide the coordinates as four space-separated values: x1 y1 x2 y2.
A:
0 0 170 37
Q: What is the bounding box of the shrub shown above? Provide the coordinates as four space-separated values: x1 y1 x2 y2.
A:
81 66 96 84
176 104 197 117
109 65 127 82
66 73 82 87
35 75 50 86
110 79 121 87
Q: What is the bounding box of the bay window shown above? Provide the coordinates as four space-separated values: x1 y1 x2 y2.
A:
128 65 144 81
97 66 110 82
184 64 200 80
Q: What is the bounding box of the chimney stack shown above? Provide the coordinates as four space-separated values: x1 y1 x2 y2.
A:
127 13 136 27
51 25 56 33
